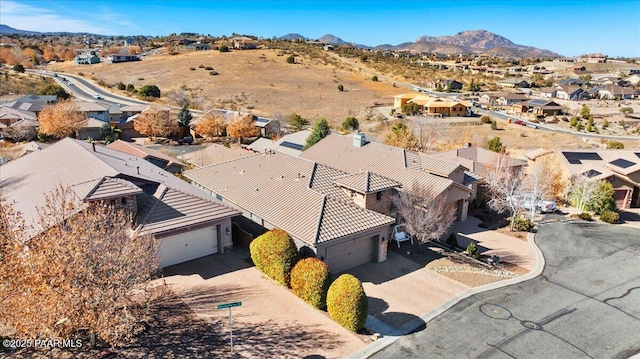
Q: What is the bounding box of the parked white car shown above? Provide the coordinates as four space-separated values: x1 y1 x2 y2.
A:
509 193 557 213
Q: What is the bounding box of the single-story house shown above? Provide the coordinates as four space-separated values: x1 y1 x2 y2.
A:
231 36 259 50
185 150 397 273
253 117 280 138
393 93 422 109
558 78 585 87
300 133 472 222
106 54 141 63
555 85 585 100
522 99 564 116
496 92 529 106
598 84 635 100
497 78 531 89
530 149 640 209
120 104 171 120
247 130 311 157
0 106 37 127
407 95 471 116
0 138 241 268
180 143 251 168
185 42 211 51
106 140 186 173
538 87 557 98
427 144 527 201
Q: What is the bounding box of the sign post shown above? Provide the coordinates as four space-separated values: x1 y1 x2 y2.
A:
217 302 242 356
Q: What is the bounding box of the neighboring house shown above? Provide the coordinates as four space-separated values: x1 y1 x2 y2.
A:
2 94 57 116
120 104 171 120
522 99 564 117
532 150 640 209
75 101 110 122
598 84 635 100
427 144 527 201
0 138 240 268
625 74 640 86
106 140 186 173
180 143 251 168
253 117 280 138
106 54 141 63
77 118 107 140
247 130 312 157
74 51 100 65
185 43 211 51
428 79 463 91
124 37 134 46
558 78 585 87
231 36 259 50
555 85 584 100
393 93 421 109
117 114 142 140
0 106 37 127
497 78 531 88
299 133 471 221
407 95 471 117
185 151 397 273
496 92 529 106
538 87 557 98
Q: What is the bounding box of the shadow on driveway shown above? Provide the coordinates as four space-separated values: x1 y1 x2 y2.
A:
161 248 253 280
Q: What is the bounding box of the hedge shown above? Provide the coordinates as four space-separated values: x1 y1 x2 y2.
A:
326 274 368 331
290 258 330 308
249 229 298 287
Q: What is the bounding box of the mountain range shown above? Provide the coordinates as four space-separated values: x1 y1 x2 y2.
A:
1 24 560 58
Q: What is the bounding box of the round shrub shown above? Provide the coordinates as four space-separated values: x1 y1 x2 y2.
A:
577 212 592 221
138 84 161 98
466 241 478 257
249 229 298 287
599 210 619 224
290 258 330 308
209 71 218 76
337 84 344 92
327 274 368 331
480 115 492 124
371 75 378 82
513 216 534 232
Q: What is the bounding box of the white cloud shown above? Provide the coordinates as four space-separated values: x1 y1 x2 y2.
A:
0 1 111 34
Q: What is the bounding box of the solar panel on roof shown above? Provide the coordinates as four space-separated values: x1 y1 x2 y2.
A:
636 153 640 159
583 169 601 178
563 152 602 164
610 158 636 169
256 118 270 123
280 141 304 151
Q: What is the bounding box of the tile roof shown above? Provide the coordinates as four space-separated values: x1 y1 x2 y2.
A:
247 130 311 156
0 106 37 121
332 171 401 194
299 134 465 198
428 147 526 176
524 148 553 160
85 177 144 200
556 149 640 180
74 100 109 112
184 151 394 245
180 143 252 167
0 138 239 236
106 140 185 170
136 185 240 236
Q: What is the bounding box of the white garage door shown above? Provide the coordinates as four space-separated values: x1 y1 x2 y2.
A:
159 226 218 268
325 236 376 273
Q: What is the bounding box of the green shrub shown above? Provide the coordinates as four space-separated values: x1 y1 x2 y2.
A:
126 84 136 93
466 241 478 257
249 229 298 287
490 120 498 130
578 212 592 221
290 258 330 308
337 84 344 92
138 84 161 98
219 45 229 52
286 55 295 64
599 210 619 224
209 71 218 76
371 75 378 82
12 64 25 73
116 82 125 90
204 66 214 71
326 274 368 331
446 233 458 248
480 115 492 124
513 216 534 232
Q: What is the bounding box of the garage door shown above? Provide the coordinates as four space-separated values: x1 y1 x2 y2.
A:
326 236 376 273
158 225 217 268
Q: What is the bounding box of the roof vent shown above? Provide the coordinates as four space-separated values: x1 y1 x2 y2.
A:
464 142 472 148
353 132 367 147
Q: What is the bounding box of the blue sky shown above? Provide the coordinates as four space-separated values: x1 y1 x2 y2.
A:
1 0 639 57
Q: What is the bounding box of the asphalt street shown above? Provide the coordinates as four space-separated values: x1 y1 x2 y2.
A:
371 217 640 359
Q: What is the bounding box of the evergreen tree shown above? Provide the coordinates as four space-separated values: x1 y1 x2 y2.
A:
177 104 193 127
303 118 331 150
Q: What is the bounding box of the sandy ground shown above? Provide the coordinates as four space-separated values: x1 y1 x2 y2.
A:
51 49 400 126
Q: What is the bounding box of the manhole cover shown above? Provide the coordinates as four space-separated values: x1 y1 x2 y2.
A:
521 320 543 330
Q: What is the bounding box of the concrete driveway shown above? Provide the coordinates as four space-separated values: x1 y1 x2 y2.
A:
370 216 640 359
158 248 366 359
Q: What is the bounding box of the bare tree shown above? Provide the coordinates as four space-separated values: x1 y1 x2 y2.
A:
3 124 37 142
0 187 159 347
484 154 525 230
522 160 554 220
393 183 456 249
569 175 599 213
38 100 85 139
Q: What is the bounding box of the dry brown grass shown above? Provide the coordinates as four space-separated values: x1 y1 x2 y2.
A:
51 49 400 126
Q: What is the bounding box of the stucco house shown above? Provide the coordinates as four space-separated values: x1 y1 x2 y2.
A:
106 140 186 173
0 139 240 268
74 51 100 65
555 85 584 100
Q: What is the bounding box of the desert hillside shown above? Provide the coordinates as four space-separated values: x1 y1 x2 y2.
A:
51 49 401 124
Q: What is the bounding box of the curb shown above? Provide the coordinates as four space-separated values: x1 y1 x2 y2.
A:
347 231 546 359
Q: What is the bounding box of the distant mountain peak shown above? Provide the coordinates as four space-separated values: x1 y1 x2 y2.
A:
279 33 307 41
318 34 345 45
412 29 560 58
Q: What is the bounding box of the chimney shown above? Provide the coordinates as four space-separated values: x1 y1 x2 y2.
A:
464 142 472 148
92 142 96 152
353 132 366 148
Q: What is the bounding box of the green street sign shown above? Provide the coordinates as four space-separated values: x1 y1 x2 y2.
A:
217 301 242 309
